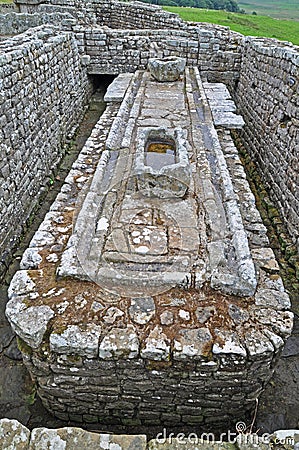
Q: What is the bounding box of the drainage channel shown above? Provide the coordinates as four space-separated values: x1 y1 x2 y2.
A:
0 78 111 429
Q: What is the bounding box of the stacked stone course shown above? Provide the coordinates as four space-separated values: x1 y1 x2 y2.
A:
14 0 243 83
0 3 17 13
81 26 242 84
0 0 298 434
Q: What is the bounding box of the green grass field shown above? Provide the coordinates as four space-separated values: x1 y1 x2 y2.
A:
164 6 299 45
238 0 299 21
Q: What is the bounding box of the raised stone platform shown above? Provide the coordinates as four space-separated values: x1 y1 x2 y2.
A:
5 67 293 429
58 67 255 298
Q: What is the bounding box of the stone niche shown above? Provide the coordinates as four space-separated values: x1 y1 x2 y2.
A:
134 127 191 198
6 67 293 430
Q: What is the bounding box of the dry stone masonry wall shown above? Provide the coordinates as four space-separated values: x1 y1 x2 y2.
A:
234 38 299 252
0 25 92 275
80 26 242 84
0 0 298 435
0 3 17 14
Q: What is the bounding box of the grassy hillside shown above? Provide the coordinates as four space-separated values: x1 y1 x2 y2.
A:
238 0 299 21
164 6 299 45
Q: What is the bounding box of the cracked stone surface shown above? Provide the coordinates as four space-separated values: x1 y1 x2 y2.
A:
104 73 133 102
6 295 54 349
0 419 30 450
173 328 213 360
99 326 139 359
141 325 170 361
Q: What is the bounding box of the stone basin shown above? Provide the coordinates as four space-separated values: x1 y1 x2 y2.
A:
134 127 191 198
148 56 186 82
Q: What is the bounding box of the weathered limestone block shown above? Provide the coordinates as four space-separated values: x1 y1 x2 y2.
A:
104 73 133 102
5 55 294 430
204 82 245 129
173 328 213 360
20 248 43 270
99 326 139 359
140 325 170 361
213 332 247 358
148 56 186 82
255 288 291 310
6 294 54 349
129 297 156 324
7 271 36 298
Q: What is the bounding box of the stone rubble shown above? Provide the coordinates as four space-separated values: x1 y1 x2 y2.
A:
0 419 298 449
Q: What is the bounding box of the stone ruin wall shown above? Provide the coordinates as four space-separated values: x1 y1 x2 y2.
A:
0 26 92 275
11 0 244 84
1 0 298 261
0 11 75 36
234 38 299 252
0 3 17 14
